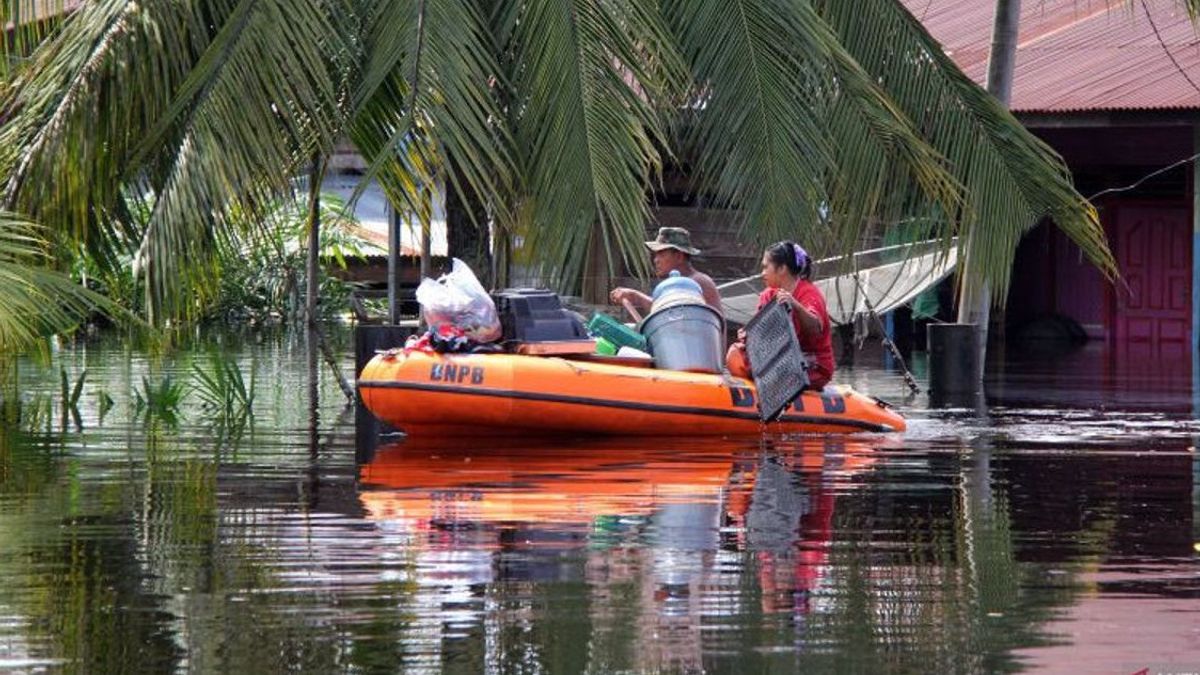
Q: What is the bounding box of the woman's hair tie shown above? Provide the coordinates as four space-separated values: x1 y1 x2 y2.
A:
793 243 807 269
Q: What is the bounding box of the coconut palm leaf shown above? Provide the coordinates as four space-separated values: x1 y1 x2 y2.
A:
122 0 346 321
0 211 123 352
1165 0 1200 15
663 0 961 261
2 0 1167 316
495 0 684 291
1 0 347 322
816 0 1118 302
0 0 74 77
346 0 512 234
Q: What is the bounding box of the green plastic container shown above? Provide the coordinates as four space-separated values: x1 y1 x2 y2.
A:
594 337 618 355
588 313 648 352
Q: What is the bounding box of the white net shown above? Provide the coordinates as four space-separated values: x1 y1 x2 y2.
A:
719 239 958 326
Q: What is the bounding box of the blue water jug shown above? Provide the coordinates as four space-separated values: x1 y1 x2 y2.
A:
651 270 703 301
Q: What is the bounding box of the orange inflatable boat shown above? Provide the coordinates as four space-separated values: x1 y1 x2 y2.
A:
358 350 906 436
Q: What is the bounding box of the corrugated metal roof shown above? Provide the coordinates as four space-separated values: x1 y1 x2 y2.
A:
901 0 1200 113
3 1 80 30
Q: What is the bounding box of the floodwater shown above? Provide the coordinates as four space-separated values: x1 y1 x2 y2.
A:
0 333 1196 673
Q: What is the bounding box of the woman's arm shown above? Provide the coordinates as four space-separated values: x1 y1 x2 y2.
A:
793 303 824 337
772 289 824 338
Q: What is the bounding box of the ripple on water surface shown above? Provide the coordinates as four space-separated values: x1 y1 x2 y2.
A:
0 337 1195 672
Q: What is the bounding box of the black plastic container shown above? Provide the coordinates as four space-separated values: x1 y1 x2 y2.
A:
492 288 588 343
927 322 980 398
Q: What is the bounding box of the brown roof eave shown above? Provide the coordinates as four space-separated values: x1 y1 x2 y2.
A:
1016 107 1200 129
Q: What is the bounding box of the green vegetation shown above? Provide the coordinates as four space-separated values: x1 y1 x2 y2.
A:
0 0 1133 336
65 191 380 327
191 352 255 436
210 193 380 326
0 213 118 353
96 390 115 424
132 374 186 427
58 367 85 430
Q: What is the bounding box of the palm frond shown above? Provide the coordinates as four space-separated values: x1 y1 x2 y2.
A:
348 0 512 242
0 0 74 79
663 0 960 260
1 0 347 323
0 211 126 352
1176 0 1200 16
497 0 683 292
817 0 1118 303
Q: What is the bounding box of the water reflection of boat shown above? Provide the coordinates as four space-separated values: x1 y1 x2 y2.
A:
358 437 878 532
358 351 906 437
362 440 730 526
358 437 882 671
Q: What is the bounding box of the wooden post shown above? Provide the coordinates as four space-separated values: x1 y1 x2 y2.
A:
388 200 401 325
1193 121 1200 356
420 200 432 282
494 227 511 289
305 156 324 326
1191 121 1200 416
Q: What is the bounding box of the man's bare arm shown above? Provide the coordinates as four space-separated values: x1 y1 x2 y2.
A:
609 287 652 315
694 274 724 316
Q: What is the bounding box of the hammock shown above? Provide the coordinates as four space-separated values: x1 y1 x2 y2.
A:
719 239 958 326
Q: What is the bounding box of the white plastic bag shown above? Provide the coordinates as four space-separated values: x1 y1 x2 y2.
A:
415 258 502 343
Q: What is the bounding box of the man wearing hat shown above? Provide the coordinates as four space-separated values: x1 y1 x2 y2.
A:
610 227 724 317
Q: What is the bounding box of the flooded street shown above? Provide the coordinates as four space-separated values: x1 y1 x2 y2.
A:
0 334 1196 673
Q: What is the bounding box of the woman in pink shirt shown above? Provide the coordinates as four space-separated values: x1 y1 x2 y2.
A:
725 241 835 389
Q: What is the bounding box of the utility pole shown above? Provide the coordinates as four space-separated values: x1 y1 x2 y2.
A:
956 0 1021 377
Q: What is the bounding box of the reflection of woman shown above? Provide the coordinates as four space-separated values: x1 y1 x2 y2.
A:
726 241 835 390
723 448 837 620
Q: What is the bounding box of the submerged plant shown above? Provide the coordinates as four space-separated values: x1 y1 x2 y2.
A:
0 356 17 428
96 390 114 424
191 354 255 436
133 375 185 427
7 395 54 435
59 368 86 430
209 192 379 326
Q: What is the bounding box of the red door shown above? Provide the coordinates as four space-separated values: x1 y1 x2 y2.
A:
1111 205 1191 362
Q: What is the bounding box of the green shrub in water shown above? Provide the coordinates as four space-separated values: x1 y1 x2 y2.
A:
209 193 380 325
133 375 185 426
59 368 86 430
96 390 114 424
191 354 255 433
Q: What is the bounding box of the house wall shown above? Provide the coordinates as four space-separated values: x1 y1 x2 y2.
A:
603 206 759 296
1006 122 1196 351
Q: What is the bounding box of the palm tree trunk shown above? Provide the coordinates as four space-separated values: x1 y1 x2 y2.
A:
957 0 1021 376
446 177 492 287
581 225 610 304
984 0 1021 107
420 211 431 283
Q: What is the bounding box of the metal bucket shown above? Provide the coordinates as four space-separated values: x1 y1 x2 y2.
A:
639 300 724 373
